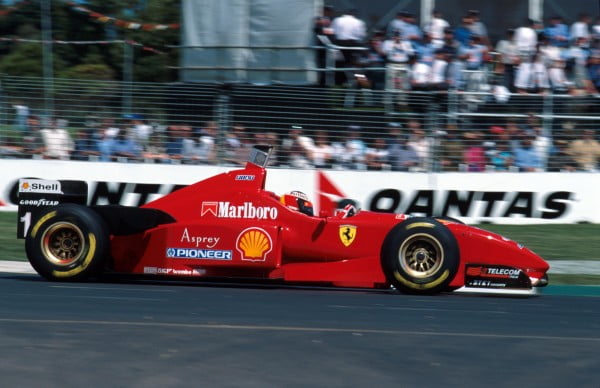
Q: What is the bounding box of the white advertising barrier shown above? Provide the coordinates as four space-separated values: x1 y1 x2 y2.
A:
1 159 599 224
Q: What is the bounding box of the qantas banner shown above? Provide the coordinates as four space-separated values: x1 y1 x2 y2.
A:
0 159 598 224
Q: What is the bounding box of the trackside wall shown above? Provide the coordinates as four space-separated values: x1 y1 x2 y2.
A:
2 159 598 224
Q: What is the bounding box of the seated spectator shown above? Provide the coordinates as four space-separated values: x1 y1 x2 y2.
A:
41 117 74 160
489 140 514 171
71 129 100 161
142 134 169 163
365 138 390 170
567 129 600 171
547 139 577 172
310 131 334 168
463 131 486 171
514 133 543 171
387 128 419 171
131 118 153 151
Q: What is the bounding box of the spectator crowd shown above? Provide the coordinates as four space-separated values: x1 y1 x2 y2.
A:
315 7 600 95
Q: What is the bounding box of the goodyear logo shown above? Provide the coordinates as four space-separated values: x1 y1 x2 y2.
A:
166 248 232 260
236 227 272 262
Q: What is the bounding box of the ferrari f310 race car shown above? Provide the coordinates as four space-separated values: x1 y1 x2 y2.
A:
17 146 549 295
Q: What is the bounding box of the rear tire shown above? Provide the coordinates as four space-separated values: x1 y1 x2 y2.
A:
25 204 109 281
381 217 459 294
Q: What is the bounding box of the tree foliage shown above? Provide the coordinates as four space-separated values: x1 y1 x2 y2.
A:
0 0 180 82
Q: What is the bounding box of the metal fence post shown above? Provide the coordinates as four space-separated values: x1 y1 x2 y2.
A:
214 86 232 164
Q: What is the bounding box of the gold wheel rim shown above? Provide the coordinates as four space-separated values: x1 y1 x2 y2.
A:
40 222 85 266
399 233 444 279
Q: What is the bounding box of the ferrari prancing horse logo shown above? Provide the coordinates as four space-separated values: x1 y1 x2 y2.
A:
339 225 357 247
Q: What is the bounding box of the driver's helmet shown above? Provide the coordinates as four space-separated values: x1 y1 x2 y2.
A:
280 190 314 216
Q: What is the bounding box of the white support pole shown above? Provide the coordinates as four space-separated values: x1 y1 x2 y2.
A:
421 0 434 28
529 0 543 21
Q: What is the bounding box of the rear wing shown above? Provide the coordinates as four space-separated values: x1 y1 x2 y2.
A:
17 179 87 238
247 145 273 168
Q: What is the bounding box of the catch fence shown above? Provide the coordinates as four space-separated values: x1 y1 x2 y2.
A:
0 75 598 172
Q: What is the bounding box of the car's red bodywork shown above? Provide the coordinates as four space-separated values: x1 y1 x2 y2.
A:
107 159 549 293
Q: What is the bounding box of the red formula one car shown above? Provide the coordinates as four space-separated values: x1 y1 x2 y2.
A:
17 146 549 295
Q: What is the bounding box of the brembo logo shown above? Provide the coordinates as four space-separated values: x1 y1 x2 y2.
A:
202 201 278 220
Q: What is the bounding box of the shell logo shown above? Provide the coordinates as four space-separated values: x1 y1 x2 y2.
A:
21 182 29 190
236 227 272 262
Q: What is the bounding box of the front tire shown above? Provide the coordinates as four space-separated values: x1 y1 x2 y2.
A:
25 204 109 281
381 217 459 294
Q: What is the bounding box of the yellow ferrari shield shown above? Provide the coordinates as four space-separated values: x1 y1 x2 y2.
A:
339 225 357 247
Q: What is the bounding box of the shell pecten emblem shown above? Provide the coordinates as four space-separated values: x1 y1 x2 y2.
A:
339 225 357 247
236 227 272 261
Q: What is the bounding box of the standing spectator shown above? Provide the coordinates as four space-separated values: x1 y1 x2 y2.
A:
41 117 74 160
196 121 217 164
222 123 245 165
593 16 600 40
495 29 520 90
360 34 387 90
406 120 432 171
142 134 169 163
565 37 593 92
570 13 591 45
515 52 550 93
71 129 100 161
545 16 569 49
106 129 142 162
331 9 366 72
314 5 336 86
430 49 451 90
514 134 542 171
22 115 44 158
514 19 538 58
416 33 437 66
382 31 414 91
400 12 423 48
280 125 314 168
131 118 153 150
424 9 449 48
310 131 333 169
12 101 29 133
588 52 600 93
343 126 367 169
467 10 489 46
454 16 474 47
387 12 407 39
438 124 465 171
567 129 600 171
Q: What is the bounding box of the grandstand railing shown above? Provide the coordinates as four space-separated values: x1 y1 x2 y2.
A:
0 75 598 172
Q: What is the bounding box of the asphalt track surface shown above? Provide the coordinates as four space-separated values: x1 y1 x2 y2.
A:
1 273 599 388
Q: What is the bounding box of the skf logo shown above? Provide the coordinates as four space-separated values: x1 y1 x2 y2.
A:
339 224 357 247
236 227 272 262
